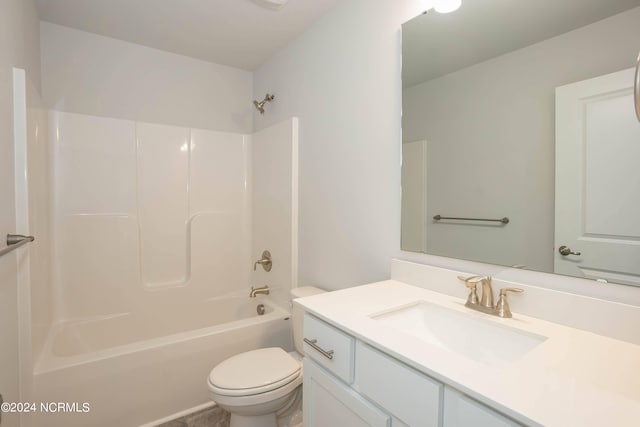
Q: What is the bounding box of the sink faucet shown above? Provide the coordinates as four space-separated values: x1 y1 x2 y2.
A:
457 275 523 318
250 285 270 298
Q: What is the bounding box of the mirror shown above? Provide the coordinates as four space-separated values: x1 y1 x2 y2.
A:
401 0 640 286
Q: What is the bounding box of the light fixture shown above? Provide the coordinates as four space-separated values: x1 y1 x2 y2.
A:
433 0 462 14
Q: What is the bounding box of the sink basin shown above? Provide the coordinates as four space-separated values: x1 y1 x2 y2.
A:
371 302 547 367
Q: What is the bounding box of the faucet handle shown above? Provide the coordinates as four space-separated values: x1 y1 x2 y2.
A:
495 288 524 318
457 275 482 305
500 287 524 295
457 275 486 286
254 250 272 272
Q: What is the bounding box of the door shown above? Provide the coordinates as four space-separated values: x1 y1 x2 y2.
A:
303 358 390 427
401 140 428 252
555 68 640 285
443 387 523 427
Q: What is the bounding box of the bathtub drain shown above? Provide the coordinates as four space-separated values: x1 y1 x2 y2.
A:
257 304 266 315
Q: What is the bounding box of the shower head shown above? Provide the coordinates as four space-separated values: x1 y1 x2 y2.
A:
253 93 275 114
253 100 266 114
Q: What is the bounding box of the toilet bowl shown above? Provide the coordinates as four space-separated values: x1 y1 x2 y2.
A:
207 286 325 427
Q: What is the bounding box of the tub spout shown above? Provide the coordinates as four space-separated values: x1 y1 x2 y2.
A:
250 286 270 298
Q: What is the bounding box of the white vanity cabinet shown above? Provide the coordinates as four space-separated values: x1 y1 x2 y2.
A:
303 358 391 427
303 313 527 427
443 387 523 427
303 313 390 427
355 342 442 427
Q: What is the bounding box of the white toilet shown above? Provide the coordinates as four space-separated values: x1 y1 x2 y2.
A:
207 286 325 427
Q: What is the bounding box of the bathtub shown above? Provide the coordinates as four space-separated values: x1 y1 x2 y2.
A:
30 295 292 427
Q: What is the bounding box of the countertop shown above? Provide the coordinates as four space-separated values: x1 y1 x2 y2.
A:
294 280 640 427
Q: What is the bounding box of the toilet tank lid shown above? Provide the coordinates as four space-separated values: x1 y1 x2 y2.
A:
290 286 326 299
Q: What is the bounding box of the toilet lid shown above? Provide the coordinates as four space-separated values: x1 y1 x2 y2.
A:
208 348 301 392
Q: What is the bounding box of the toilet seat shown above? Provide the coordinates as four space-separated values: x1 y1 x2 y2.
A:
208 348 301 397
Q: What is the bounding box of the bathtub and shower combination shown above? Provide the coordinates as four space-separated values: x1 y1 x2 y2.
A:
32 295 292 426
23 110 299 426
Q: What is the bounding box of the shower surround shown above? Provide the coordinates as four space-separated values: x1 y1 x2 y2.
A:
24 109 299 426
49 111 253 317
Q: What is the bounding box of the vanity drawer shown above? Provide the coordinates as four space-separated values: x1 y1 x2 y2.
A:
355 342 442 427
303 313 355 383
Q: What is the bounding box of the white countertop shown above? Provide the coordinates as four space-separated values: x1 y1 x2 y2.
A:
295 280 640 427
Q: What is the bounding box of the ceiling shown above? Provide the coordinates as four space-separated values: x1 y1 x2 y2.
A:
403 0 640 88
36 0 343 71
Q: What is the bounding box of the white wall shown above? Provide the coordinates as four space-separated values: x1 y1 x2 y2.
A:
402 7 640 273
251 118 299 309
0 0 41 424
40 23 253 134
23 72 51 407
254 0 425 290
253 0 640 303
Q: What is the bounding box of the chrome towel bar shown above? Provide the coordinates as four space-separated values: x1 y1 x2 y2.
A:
433 215 509 224
0 234 35 258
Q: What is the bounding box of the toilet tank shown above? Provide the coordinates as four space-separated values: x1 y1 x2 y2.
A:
290 286 326 355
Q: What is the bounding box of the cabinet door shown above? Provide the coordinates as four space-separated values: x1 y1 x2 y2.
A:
304 358 390 427
443 387 523 427
355 342 442 427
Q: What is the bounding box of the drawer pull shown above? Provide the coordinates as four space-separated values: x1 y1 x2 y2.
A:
304 338 334 360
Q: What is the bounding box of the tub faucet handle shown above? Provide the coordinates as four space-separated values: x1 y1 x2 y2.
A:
254 250 272 272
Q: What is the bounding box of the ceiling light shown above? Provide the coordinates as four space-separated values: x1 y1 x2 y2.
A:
433 0 462 14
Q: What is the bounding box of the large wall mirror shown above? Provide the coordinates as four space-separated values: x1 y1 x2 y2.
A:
401 0 640 286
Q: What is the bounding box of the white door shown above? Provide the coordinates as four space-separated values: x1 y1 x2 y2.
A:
443 387 523 427
555 68 640 286
401 140 427 252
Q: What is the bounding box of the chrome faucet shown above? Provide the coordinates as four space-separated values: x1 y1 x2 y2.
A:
458 275 523 318
250 285 270 298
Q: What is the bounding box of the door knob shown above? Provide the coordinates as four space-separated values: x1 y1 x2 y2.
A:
559 245 581 256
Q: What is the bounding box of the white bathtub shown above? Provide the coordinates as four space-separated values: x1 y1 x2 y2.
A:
30 295 292 427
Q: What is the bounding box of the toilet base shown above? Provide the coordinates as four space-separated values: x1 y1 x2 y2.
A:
230 412 277 427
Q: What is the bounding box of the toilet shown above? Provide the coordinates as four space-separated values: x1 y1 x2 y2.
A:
207 286 325 427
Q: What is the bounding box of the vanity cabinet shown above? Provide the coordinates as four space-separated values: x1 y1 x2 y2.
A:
355 342 442 427
303 313 526 427
443 387 523 427
303 358 390 427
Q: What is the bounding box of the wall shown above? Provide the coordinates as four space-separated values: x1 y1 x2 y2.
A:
40 23 253 134
402 7 640 273
251 118 299 308
253 0 425 290
25 77 50 369
15 69 51 417
0 0 41 424
49 111 250 321
253 0 640 304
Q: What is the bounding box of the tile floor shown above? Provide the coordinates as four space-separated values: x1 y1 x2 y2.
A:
157 405 230 427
